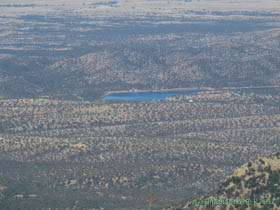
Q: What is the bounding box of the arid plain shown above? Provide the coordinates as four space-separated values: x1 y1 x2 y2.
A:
1 0 280 209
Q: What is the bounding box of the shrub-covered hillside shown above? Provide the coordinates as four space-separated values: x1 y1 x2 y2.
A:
166 153 280 210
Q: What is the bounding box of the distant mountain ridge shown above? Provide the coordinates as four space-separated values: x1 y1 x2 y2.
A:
165 153 280 210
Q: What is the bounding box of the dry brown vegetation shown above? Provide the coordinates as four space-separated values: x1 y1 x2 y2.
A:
166 153 280 210
1 11 280 100
0 1 280 209
0 90 280 209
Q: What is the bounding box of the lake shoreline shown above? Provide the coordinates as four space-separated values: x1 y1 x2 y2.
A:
104 87 214 97
104 88 211 101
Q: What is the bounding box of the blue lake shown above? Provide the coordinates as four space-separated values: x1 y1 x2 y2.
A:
104 89 206 101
